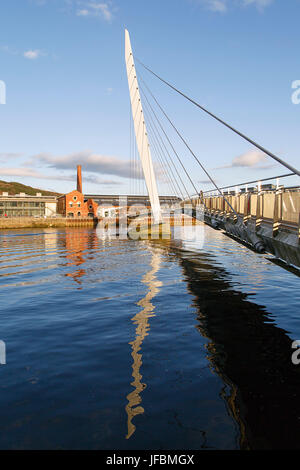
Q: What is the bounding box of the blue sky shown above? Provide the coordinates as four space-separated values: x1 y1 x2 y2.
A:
0 0 299 195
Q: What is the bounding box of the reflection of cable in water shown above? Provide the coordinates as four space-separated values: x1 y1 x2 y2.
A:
125 249 162 439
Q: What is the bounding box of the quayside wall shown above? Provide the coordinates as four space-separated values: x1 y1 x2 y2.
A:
0 217 98 229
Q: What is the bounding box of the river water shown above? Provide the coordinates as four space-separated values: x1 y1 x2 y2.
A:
0 224 299 450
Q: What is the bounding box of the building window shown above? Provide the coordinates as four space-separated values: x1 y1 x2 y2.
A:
73 196 77 201
89 205 93 210
67 212 74 218
69 201 73 207
77 201 81 207
77 212 81 217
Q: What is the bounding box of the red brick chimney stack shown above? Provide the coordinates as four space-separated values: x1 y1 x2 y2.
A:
77 165 83 193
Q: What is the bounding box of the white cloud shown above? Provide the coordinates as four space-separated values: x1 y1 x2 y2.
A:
26 150 167 184
216 150 276 169
0 153 23 159
76 9 90 16
1 45 49 60
194 0 274 13
0 167 79 180
88 2 113 21
28 0 115 22
206 0 227 12
23 49 45 60
27 150 143 180
243 0 274 11
194 0 227 12
0 166 122 186
76 2 113 21
232 150 269 167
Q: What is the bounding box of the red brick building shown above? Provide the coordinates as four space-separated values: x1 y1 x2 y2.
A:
57 166 98 218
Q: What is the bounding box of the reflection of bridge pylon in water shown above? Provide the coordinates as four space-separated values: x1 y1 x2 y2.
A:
125 248 162 439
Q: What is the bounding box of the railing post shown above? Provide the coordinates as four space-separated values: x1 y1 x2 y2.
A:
256 183 263 232
273 187 283 238
243 192 251 224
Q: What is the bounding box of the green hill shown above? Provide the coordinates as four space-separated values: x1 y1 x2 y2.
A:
0 180 60 196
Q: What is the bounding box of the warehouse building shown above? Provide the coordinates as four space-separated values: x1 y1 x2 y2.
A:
0 192 57 217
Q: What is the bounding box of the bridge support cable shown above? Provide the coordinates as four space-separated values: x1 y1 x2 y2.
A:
143 103 186 199
129 100 133 195
135 58 300 178
143 115 181 199
143 104 184 199
147 131 182 203
139 75 238 216
142 97 193 202
139 82 202 203
143 108 184 202
142 103 189 201
130 109 139 195
147 132 184 202
130 86 143 195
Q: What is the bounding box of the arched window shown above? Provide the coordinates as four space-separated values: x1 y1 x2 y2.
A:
77 211 81 217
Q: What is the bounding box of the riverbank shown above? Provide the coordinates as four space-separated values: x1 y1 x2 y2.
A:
0 217 98 229
0 214 200 230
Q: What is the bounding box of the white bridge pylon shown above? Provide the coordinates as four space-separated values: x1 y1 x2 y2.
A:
125 29 162 224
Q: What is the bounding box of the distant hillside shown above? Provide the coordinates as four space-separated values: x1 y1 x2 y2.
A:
0 180 61 196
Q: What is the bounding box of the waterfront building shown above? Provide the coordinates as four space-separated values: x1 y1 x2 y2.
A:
85 194 181 209
57 165 98 218
0 192 57 217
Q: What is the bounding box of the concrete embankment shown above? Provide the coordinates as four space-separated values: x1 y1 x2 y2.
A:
0 214 199 230
0 217 98 229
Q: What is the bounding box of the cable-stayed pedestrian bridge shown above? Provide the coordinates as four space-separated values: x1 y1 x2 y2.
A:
123 30 300 269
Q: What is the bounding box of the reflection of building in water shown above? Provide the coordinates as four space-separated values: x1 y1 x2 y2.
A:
64 229 101 285
64 230 96 285
125 248 162 439
43 230 59 253
65 232 87 285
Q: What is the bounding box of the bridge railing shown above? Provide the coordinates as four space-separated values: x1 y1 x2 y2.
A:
199 187 300 239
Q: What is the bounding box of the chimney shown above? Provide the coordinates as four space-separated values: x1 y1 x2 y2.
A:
77 165 82 193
